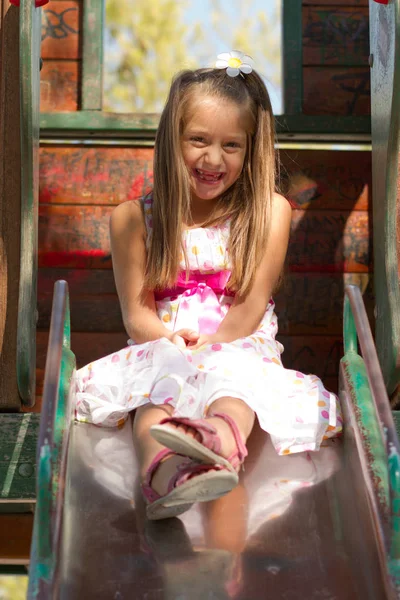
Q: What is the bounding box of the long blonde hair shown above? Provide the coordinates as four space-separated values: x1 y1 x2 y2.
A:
146 67 277 297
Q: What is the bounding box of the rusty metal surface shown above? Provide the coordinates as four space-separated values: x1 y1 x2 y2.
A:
55 413 393 600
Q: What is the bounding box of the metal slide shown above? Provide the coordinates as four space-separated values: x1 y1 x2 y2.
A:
27 281 400 599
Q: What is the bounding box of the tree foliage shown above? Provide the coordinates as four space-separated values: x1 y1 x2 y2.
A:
104 0 281 113
0 576 28 600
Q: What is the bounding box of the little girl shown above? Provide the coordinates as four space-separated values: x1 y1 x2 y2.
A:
76 52 343 520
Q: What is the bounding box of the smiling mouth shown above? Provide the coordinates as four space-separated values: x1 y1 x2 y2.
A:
194 168 224 183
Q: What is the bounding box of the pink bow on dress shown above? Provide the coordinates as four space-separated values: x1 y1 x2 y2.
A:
155 270 234 335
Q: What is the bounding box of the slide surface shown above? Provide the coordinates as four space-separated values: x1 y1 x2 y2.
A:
55 407 393 600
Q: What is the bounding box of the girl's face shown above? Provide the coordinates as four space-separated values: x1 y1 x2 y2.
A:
181 95 249 207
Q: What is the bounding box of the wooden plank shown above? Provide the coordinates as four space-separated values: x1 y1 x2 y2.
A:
278 335 342 393
303 6 369 66
283 0 303 114
36 331 128 370
41 1 81 60
275 272 374 335
39 147 153 205
0 414 39 500
280 149 371 210
303 1 368 5
39 146 371 211
303 67 371 115
370 0 400 394
38 205 112 268
36 270 373 335
290 209 370 272
39 111 371 137
0 1 22 409
40 60 79 112
0 514 33 560
17 0 41 407
37 205 370 271
81 0 103 110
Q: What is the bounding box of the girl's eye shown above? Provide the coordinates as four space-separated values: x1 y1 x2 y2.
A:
225 141 240 148
190 136 205 143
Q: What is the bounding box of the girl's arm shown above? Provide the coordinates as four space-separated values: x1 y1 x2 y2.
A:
111 200 199 347
197 194 292 345
110 200 171 343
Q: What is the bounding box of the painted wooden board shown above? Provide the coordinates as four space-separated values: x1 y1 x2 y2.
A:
290 209 370 272
38 146 371 212
370 0 400 395
0 414 39 500
303 1 368 5
17 0 42 407
40 60 79 111
280 149 371 210
37 205 370 271
0 2 22 409
39 147 153 205
41 1 80 60
303 67 371 115
303 6 369 66
36 269 373 335
0 514 33 560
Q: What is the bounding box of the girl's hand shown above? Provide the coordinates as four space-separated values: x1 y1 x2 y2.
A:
170 329 200 349
187 334 217 350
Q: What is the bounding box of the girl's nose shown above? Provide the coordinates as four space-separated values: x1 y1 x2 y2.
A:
204 144 222 167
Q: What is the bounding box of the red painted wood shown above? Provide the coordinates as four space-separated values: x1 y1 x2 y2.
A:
280 150 371 211
39 147 153 205
41 2 81 60
38 146 371 211
37 269 373 336
38 205 370 272
40 60 79 112
303 7 369 66
303 1 368 5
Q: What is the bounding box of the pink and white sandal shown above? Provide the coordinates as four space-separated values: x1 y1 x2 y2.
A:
143 448 239 521
149 412 248 473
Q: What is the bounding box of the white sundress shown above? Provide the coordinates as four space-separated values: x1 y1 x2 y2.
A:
75 197 343 455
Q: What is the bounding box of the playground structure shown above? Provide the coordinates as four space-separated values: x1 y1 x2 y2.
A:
1 0 400 597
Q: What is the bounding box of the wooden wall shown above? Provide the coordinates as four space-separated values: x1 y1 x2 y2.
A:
303 0 369 115
40 0 81 111
32 1 372 407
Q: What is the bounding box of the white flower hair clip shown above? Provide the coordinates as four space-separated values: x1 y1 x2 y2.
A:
215 51 254 78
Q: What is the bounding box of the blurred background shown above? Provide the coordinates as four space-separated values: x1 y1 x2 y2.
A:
103 0 282 114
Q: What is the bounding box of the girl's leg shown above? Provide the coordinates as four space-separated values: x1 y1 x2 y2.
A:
153 397 255 468
206 397 255 462
133 403 190 496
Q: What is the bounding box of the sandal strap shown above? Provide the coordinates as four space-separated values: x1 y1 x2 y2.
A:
209 412 248 468
159 416 222 454
141 448 176 503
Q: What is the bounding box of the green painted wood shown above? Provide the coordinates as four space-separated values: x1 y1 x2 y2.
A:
28 281 76 599
39 111 371 139
370 0 400 395
283 0 302 114
0 414 40 501
17 0 41 406
393 411 400 441
81 0 104 111
342 283 400 582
